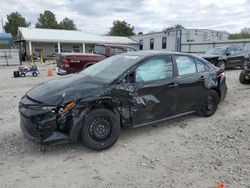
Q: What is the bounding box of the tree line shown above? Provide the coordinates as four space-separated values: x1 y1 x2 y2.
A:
229 28 250 39
4 10 77 39
4 10 250 40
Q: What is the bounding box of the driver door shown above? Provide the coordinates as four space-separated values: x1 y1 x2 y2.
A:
129 55 178 126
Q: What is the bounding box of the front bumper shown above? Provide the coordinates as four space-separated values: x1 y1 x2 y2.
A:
19 107 71 145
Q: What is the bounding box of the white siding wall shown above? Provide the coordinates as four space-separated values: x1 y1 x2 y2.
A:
131 29 230 52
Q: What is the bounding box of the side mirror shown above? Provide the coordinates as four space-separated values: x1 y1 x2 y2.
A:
226 52 230 56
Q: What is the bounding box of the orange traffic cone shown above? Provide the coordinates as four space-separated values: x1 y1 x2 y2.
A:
47 67 53 76
216 184 225 188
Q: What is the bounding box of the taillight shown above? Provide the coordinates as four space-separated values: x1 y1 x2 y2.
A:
219 72 225 77
63 58 70 68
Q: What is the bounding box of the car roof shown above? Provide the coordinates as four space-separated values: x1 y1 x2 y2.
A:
97 43 135 48
122 50 198 58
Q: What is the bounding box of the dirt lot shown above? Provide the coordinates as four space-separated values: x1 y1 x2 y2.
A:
0 65 249 188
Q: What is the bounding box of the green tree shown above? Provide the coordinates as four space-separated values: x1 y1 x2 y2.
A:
107 20 135 36
163 24 185 32
4 12 30 38
58 17 77 30
36 10 58 29
229 28 250 39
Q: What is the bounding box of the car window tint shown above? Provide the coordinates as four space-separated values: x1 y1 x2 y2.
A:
228 48 236 55
136 56 173 83
235 48 242 55
111 47 125 55
127 47 136 52
195 59 206 72
176 56 197 75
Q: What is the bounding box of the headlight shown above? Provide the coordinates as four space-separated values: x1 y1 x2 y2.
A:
29 105 56 111
58 102 75 114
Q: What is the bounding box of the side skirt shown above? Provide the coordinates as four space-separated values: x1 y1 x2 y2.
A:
132 111 196 128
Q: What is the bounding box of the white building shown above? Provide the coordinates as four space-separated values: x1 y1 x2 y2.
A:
131 28 229 52
16 27 138 59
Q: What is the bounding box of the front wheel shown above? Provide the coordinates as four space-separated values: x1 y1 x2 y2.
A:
198 90 219 117
81 109 121 150
239 70 250 84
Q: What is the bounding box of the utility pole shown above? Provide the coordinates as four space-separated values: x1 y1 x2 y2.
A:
1 17 4 33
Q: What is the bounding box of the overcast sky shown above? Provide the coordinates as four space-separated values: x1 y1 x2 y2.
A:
1 0 249 35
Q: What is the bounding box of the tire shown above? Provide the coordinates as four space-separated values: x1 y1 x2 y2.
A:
81 109 121 150
217 61 226 70
239 70 250 84
32 72 38 77
20 72 25 77
198 90 219 117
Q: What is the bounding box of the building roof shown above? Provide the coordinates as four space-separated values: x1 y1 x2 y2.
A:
17 27 137 44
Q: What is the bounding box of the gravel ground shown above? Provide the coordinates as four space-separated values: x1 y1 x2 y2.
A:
0 65 249 188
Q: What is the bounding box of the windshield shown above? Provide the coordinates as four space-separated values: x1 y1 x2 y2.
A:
79 54 143 83
94 45 105 55
205 47 227 55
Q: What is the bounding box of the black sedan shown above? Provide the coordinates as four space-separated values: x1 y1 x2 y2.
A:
19 51 227 150
201 46 250 70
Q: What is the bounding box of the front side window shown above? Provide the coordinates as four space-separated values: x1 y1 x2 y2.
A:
111 47 125 55
195 59 206 72
228 48 236 55
150 38 154 50
136 56 173 83
176 56 196 76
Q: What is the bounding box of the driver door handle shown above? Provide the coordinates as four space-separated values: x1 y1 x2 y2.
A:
169 83 179 88
199 76 205 80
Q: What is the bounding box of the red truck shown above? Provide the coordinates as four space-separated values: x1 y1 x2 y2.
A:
56 44 137 74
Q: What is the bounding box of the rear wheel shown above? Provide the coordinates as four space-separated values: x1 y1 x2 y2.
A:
239 70 250 84
20 72 25 77
32 72 38 77
198 90 219 117
217 61 226 70
81 109 120 150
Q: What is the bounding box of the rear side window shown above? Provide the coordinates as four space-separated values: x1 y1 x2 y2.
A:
195 59 206 72
176 56 196 76
235 47 242 55
111 47 125 55
136 56 173 83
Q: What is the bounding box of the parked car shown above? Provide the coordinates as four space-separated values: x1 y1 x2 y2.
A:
19 51 227 150
239 59 250 84
56 44 137 74
201 46 250 70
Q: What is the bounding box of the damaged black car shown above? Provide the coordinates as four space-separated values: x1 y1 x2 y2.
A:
19 51 227 150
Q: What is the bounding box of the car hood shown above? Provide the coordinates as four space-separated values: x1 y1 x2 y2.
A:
200 54 220 59
26 74 106 105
